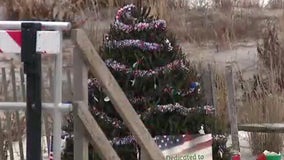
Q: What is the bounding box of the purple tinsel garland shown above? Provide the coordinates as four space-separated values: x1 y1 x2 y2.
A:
105 39 163 51
89 78 197 98
110 134 226 146
114 4 166 33
105 59 187 77
113 20 166 33
90 103 215 129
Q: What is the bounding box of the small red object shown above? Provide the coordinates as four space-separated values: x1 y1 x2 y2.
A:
232 154 241 160
257 153 266 160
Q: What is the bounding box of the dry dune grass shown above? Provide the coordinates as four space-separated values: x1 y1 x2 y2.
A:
214 60 284 154
240 80 284 154
0 0 282 50
235 17 284 154
0 0 170 50
257 15 284 89
168 2 282 48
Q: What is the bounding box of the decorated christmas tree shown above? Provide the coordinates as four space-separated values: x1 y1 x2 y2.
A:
62 4 228 160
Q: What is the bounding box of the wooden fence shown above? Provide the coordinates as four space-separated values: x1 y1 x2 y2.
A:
0 57 73 159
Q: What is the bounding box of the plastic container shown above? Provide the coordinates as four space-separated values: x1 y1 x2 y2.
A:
232 154 240 160
257 153 266 160
266 154 281 160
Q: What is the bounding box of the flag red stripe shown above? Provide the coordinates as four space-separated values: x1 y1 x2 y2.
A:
7 31 22 47
179 140 212 155
161 134 212 156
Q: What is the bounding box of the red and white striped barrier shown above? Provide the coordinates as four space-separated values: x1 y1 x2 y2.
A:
0 21 70 160
0 21 71 31
0 30 62 54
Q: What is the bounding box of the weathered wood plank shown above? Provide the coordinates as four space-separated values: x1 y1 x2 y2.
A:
140 148 150 160
2 67 14 160
200 64 212 105
0 118 5 159
238 123 284 133
66 67 72 100
10 64 24 160
72 29 164 160
0 68 6 160
75 101 120 160
42 66 52 156
73 46 89 160
225 65 240 153
20 67 26 101
209 64 217 112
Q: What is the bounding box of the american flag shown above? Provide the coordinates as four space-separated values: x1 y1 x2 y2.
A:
155 134 212 160
57 132 212 160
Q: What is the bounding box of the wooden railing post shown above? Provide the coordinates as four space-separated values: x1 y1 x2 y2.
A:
73 47 89 160
225 64 240 153
1 67 14 160
209 64 217 112
10 63 24 160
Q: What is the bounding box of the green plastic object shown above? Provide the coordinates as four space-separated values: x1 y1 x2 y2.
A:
266 154 281 160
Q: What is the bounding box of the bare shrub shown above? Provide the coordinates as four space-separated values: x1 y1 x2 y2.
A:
239 26 284 153
234 0 262 8
242 13 284 154
213 0 233 12
0 0 271 46
241 88 284 154
167 0 188 9
0 0 75 20
267 0 284 9
257 20 284 89
249 132 282 154
166 2 267 49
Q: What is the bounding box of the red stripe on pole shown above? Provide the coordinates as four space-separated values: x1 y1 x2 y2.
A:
0 48 3 53
7 31 22 47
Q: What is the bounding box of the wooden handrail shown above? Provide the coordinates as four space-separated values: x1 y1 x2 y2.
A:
74 101 121 160
238 123 284 133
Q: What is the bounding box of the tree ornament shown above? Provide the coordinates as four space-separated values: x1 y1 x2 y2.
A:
198 124 205 134
154 83 157 89
189 82 200 93
165 38 173 51
154 78 157 90
93 96 99 102
130 79 136 86
104 96 110 102
132 61 138 68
